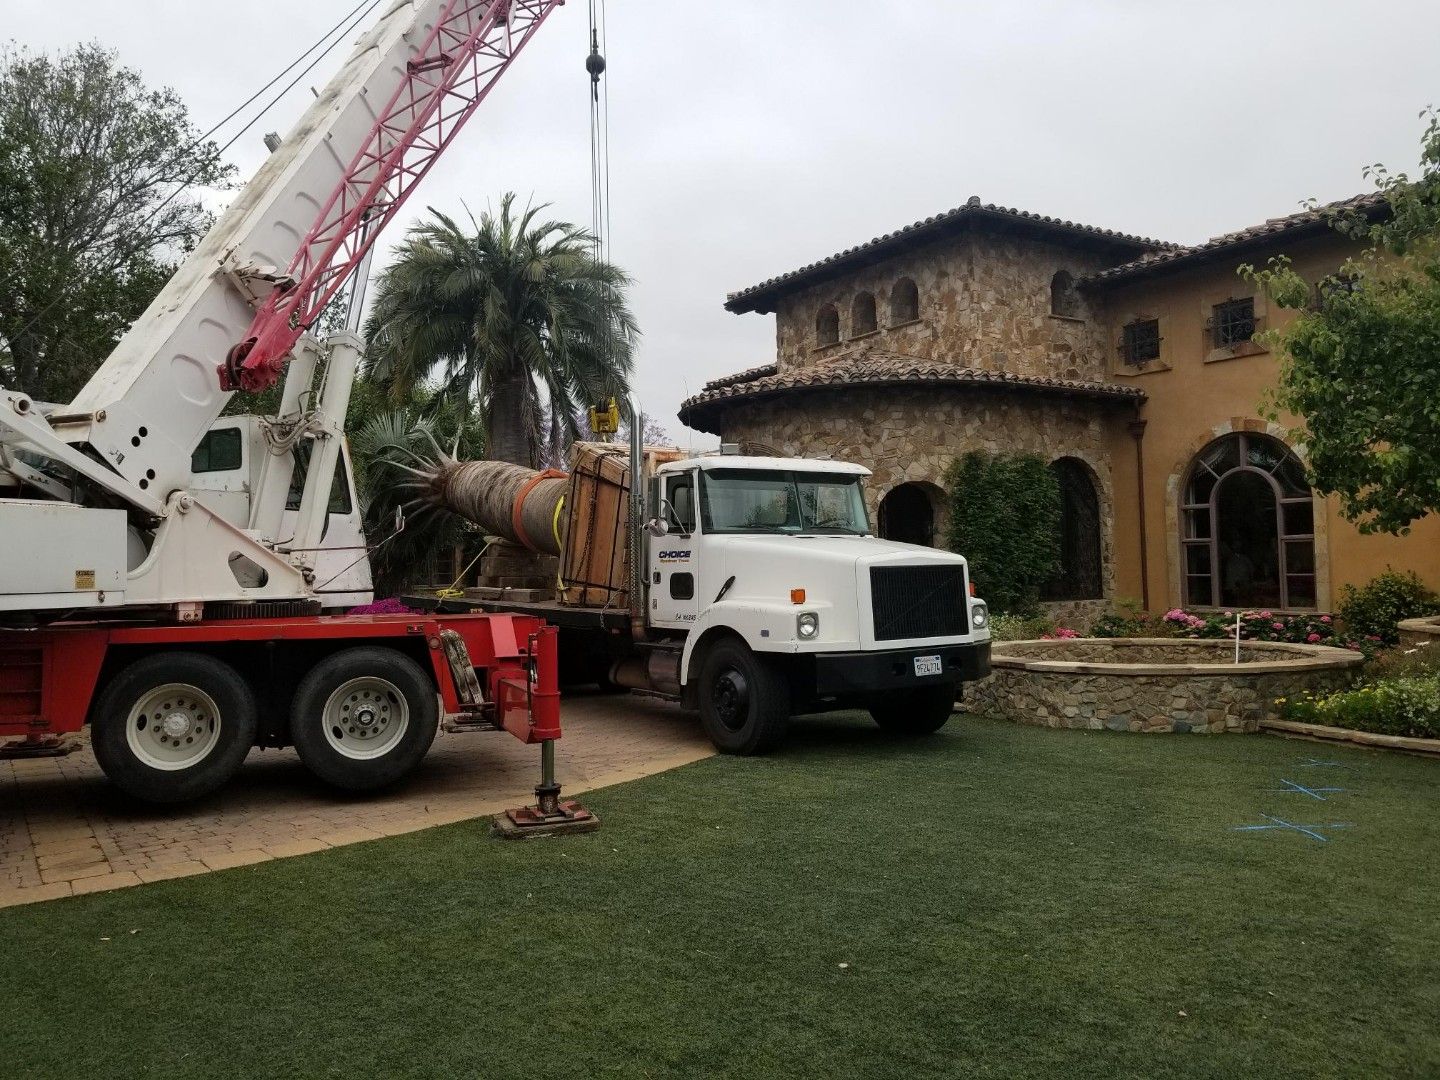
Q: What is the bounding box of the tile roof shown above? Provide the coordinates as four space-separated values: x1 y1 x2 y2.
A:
679 351 1144 434
724 197 1179 314
1084 191 1389 286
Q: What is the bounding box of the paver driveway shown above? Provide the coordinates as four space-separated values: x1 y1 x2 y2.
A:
0 692 712 908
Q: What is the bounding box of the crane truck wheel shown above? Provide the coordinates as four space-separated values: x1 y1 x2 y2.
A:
91 652 258 804
697 638 790 755
289 647 438 792
868 683 958 736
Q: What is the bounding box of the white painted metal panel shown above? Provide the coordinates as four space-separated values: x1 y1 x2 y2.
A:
0 502 127 610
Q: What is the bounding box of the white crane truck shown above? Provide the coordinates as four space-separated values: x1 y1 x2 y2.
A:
0 1 577 806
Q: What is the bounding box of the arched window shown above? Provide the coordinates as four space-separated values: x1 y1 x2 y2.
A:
851 292 877 336
890 278 919 324
1042 458 1102 600
1050 270 1080 318
1181 433 1315 609
878 482 945 547
815 304 840 346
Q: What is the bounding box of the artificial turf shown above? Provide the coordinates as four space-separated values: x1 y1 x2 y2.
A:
2 714 1437 1079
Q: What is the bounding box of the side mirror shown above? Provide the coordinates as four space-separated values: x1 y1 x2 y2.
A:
645 517 671 538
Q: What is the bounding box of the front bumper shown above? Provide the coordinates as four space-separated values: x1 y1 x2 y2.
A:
811 641 991 695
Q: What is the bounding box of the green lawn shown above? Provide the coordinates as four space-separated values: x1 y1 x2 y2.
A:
3 714 1438 1079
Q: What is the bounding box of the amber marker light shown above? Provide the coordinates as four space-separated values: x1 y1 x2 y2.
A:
790 589 806 604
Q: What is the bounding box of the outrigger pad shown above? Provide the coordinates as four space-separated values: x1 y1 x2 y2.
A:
492 801 600 839
0 735 81 759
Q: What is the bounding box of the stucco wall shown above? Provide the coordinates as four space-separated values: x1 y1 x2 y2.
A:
772 231 1115 381
1097 232 1440 607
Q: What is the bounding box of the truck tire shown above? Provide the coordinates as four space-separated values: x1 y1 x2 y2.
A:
697 639 790 755
869 683 958 736
289 647 438 792
91 652 258 804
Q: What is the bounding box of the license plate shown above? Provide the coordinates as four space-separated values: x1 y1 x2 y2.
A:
913 654 943 678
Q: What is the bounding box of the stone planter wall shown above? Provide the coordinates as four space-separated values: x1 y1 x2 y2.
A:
1398 616 1440 650
968 638 1363 734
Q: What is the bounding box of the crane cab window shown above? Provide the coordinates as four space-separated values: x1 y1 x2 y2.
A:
191 427 243 473
286 443 354 515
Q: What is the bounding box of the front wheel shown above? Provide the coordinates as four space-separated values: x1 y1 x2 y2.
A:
91 652 258 803
869 683 958 736
289 647 439 791
697 639 790 755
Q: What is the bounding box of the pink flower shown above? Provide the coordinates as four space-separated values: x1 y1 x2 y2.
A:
1272 622 1284 630
1307 633 1322 643
1320 615 1332 624
1163 608 1186 622
1259 611 1273 619
1223 611 1234 618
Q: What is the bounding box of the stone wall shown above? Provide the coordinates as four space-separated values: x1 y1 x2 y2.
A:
1399 616 1440 650
722 386 1120 600
967 639 1363 733
773 232 1115 381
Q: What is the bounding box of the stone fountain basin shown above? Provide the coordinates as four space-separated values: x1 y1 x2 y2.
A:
967 637 1363 733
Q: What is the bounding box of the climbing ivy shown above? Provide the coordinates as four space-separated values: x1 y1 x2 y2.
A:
943 451 1061 615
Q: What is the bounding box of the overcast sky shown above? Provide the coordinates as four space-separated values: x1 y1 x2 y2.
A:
7 0 1438 446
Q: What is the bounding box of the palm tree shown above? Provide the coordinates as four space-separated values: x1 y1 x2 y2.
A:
361 195 638 467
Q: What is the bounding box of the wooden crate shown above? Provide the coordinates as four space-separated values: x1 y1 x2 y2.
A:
559 443 686 609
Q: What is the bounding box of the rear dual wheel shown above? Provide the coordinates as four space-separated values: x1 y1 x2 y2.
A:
289 647 438 792
91 652 257 804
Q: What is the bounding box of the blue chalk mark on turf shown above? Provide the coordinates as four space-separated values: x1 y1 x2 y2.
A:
1268 778 1345 801
1298 758 1353 769
1232 814 1353 842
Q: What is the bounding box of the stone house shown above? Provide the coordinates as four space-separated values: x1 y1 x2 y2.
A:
678 194 1440 619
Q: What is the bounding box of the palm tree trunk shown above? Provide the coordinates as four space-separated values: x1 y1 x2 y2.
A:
487 367 532 467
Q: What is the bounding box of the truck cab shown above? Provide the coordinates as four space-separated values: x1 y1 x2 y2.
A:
189 418 373 610
646 455 990 752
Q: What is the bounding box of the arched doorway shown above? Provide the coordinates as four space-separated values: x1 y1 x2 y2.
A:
1042 457 1102 600
878 483 942 547
1181 432 1315 609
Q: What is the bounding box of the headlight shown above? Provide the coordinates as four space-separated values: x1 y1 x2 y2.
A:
970 602 989 630
797 611 819 639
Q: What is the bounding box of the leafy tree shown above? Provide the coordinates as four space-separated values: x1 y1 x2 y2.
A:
361 195 638 468
0 43 234 403
1244 109 1440 534
944 451 1061 615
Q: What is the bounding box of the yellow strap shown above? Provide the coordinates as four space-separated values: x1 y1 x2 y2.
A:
551 494 567 550
435 539 492 600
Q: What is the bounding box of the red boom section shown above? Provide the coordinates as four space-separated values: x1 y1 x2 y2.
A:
221 0 567 391
0 613 559 744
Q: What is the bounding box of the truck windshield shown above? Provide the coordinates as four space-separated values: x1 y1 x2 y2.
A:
700 469 870 535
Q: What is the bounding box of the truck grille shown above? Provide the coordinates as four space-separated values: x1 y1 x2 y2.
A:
870 565 969 641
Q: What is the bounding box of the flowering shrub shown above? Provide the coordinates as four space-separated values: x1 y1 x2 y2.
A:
1092 603 1388 658
1278 675 1440 740
348 597 420 616
1042 627 1080 640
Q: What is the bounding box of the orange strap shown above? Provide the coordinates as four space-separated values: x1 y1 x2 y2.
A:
512 469 567 551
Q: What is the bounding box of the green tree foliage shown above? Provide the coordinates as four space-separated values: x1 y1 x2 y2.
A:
0 43 234 403
1244 109 1440 534
943 451 1061 615
347 380 486 596
362 196 638 468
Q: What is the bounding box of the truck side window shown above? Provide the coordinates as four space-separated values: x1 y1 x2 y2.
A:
670 476 696 534
191 428 243 473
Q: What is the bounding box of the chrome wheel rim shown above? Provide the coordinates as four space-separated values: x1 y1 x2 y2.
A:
321 677 409 760
125 683 222 772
